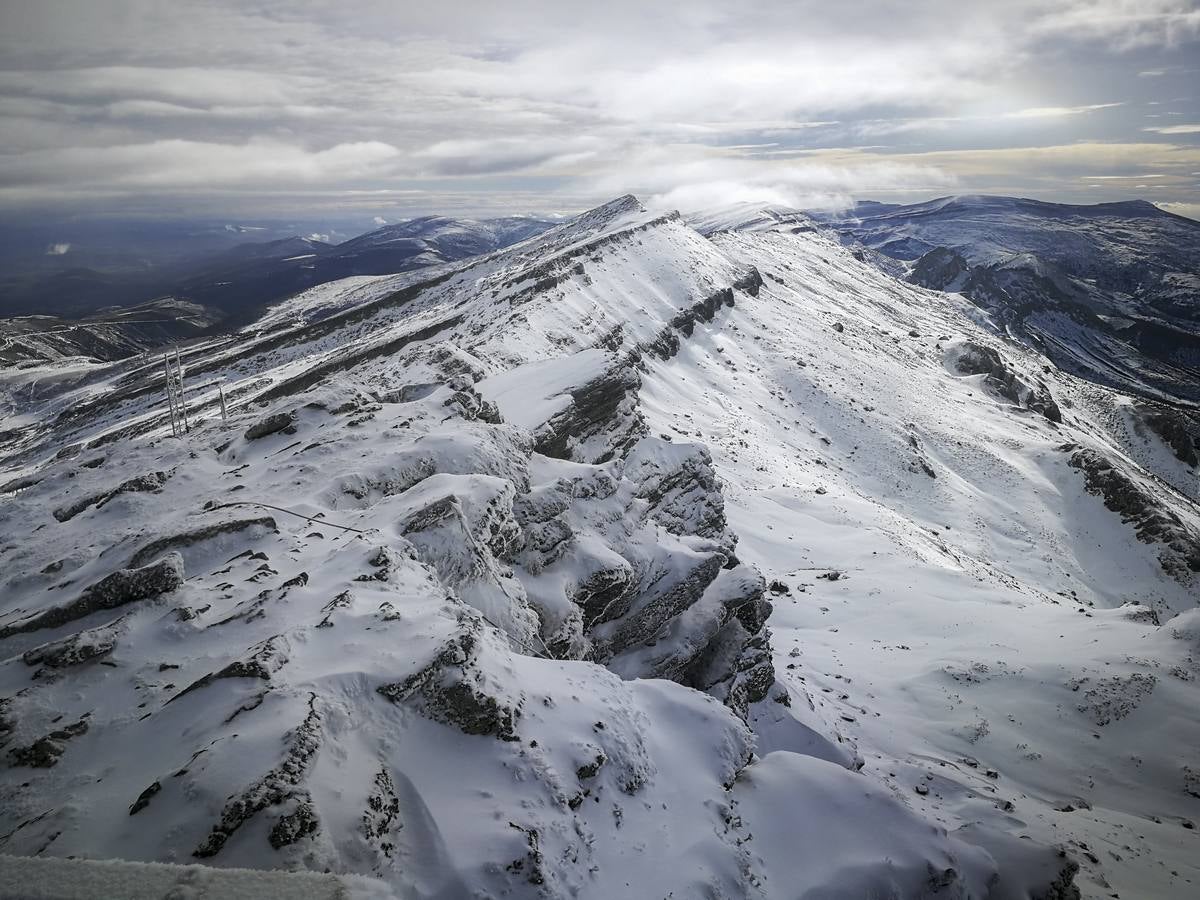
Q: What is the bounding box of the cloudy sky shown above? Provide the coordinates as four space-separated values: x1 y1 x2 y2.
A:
1 0 1198 220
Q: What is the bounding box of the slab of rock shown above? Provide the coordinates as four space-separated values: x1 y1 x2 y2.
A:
9 717 89 768
377 617 522 741
53 471 170 522
0 554 184 639
243 411 297 441
22 617 124 669
193 693 322 858
950 341 1061 423
129 516 276 568
1067 447 1200 578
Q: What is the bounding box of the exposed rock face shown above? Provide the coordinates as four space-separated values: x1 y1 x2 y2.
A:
909 247 969 291
645 284 739 361
444 384 503 424
9 717 89 768
243 411 297 441
534 359 645 464
169 635 291 703
129 517 276 568
396 474 538 645
733 268 765 296
22 617 124 670
127 781 161 815
1133 401 1200 468
193 692 322 858
949 341 1062 422
1067 447 1200 578
623 441 732 545
53 470 170 522
377 616 522 741
0 553 184 638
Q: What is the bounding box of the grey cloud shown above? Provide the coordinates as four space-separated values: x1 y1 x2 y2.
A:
0 0 1197 217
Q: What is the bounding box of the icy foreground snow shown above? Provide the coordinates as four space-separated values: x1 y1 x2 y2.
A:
0 195 1197 898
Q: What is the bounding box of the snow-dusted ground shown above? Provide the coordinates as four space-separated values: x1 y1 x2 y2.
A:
1 195 1196 899
638 222 1200 899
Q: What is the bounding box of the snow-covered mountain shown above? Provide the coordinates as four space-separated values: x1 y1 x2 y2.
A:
817 195 1200 407
0 216 558 339
332 215 555 267
2 194 1199 898
0 298 224 366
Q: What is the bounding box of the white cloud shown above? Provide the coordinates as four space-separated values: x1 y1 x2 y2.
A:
1009 103 1123 118
1030 0 1200 49
0 1 1196 214
45 242 70 255
0 139 404 190
372 216 388 225
582 143 959 213
1156 201 1200 219
1143 123 1200 133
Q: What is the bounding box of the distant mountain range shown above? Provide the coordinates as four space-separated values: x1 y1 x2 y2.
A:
814 195 1200 406
0 214 557 337
4 195 1197 422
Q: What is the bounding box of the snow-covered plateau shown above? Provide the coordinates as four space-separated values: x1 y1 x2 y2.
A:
1 194 1197 899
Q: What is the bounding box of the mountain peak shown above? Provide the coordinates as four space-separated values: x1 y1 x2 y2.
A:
571 194 646 230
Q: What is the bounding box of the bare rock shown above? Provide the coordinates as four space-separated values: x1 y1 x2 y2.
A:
9 717 89 768
53 471 171 522
244 411 297 441
129 516 276 568
1067 448 1200 578
950 341 1062 423
377 617 522 741
193 692 322 857
0 553 184 639
22 618 124 669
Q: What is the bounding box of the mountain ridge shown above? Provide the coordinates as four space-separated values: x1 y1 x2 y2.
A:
2 193 1198 898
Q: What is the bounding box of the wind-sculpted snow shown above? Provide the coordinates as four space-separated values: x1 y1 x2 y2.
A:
7 192 1193 897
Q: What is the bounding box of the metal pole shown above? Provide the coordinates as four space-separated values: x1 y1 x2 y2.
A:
163 353 178 437
174 347 189 432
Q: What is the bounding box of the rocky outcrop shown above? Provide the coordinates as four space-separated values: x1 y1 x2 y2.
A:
1133 401 1200 468
1066 446 1200 579
169 635 290 703
193 692 322 858
8 717 89 768
948 341 1062 422
733 268 764 297
604 551 728 658
53 470 170 522
243 411 297 441
645 286 737 361
396 475 538 644
22 617 124 671
443 381 503 424
623 441 732 545
0 553 184 639
129 517 276 568
534 360 645 464
377 616 522 741
909 247 969 291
